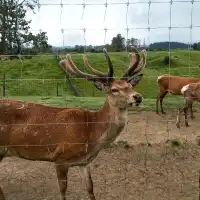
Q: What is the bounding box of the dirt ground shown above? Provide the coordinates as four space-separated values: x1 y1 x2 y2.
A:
1 110 200 200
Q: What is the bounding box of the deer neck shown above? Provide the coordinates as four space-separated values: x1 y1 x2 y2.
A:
89 98 128 146
99 98 128 126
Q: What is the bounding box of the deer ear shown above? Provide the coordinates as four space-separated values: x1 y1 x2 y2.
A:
128 74 143 87
93 80 109 91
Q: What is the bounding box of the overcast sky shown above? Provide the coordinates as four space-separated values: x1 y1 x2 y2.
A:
26 0 200 47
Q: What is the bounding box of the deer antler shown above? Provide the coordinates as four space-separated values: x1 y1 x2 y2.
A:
130 49 147 77
59 50 114 83
128 53 136 69
59 59 77 76
120 47 146 80
83 55 108 77
102 48 114 80
120 46 141 79
82 48 114 80
84 50 138 78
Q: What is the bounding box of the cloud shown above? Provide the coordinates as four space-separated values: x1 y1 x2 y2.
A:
26 0 200 46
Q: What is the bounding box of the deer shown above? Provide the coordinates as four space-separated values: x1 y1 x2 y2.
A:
0 47 146 200
176 83 200 128
156 74 200 118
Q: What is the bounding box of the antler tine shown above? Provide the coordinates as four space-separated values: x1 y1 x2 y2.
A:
66 54 98 81
120 46 141 79
129 49 147 76
103 48 114 79
128 53 136 69
60 51 114 83
83 55 107 77
59 59 77 76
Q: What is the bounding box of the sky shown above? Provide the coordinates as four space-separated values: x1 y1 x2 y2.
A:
26 0 200 47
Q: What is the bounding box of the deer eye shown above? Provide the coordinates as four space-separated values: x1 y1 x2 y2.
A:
111 88 119 93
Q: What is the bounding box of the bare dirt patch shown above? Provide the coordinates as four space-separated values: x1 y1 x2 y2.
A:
1 110 200 200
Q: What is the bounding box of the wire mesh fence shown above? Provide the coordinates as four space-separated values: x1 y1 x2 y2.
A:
0 0 200 200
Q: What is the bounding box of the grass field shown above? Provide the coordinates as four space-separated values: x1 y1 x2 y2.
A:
1 49 200 111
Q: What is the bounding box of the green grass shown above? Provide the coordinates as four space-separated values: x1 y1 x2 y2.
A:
1 49 200 111
0 56 73 96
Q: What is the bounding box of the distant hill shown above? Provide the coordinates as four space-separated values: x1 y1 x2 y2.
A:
149 42 189 49
51 46 74 51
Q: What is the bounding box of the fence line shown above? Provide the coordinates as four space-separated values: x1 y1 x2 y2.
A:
0 1 200 200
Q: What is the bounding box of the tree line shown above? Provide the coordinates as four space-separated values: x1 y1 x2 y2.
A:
61 34 200 53
0 0 52 58
58 34 146 53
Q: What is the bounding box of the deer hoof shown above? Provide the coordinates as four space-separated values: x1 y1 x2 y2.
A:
185 123 190 127
191 116 195 119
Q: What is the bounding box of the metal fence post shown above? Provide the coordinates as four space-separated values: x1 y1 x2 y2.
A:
2 74 5 97
56 82 59 96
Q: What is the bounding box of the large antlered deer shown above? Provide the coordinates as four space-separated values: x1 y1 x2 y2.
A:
0 47 146 200
156 74 200 118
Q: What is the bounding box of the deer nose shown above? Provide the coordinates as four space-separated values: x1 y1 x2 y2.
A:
133 94 142 106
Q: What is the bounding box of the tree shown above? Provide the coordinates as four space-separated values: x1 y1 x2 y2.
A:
126 39 131 47
193 43 198 50
32 32 51 52
192 42 200 51
111 33 125 52
0 0 51 55
130 38 138 47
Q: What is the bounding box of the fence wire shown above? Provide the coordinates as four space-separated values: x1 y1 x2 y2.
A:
0 1 200 200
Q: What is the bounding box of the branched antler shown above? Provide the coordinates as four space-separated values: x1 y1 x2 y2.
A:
60 46 147 89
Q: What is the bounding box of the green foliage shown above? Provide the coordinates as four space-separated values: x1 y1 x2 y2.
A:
149 41 188 49
0 0 51 55
163 55 178 65
111 33 126 52
1 50 200 104
163 56 170 65
165 139 184 147
192 42 200 50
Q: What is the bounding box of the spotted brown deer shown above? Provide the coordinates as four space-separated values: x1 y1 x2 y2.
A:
0 47 146 200
176 83 200 128
156 74 200 118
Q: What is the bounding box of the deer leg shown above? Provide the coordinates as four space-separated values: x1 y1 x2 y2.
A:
79 166 96 200
55 164 69 200
156 91 168 114
176 100 191 128
184 105 189 127
190 103 195 119
176 108 183 128
156 94 160 114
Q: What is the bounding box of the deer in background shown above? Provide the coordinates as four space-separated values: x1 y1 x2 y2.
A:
0 47 146 200
176 83 200 128
156 74 200 118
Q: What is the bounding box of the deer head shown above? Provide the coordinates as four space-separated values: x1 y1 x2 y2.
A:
60 47 146 109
